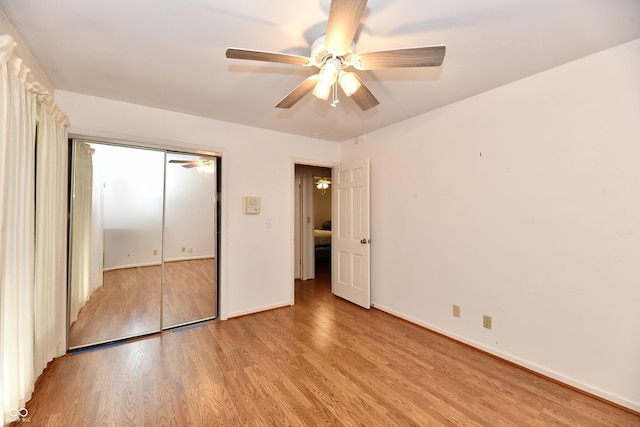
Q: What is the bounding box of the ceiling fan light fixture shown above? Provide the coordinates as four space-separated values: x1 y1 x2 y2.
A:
196 159 215 174
338 71 361 96
197 164 215 174
313 81 332 100
316 177 331 194
318 58 341 86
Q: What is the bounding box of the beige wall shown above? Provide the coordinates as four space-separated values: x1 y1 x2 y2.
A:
313 185 331 229
0 10 54 93
342 38 640 411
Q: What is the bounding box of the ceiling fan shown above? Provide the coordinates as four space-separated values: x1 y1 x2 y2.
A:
225 0 445 111
168 158 215 171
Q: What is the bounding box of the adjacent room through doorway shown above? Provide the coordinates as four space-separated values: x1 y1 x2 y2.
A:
294 164 332 289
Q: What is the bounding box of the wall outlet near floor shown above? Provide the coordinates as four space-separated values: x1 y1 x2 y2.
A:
483 315 492 330
188 247 193 253
452 305 461 318
182 247 186 252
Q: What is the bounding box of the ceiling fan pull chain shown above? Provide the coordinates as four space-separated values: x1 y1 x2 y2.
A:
331 82 339 108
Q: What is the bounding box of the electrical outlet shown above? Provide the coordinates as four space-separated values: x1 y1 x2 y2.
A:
483 315 492 329
182 247 186 253
452 305 460 318
188 247 192 253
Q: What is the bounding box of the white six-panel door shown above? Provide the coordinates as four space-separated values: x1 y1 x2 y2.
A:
332 159 370 309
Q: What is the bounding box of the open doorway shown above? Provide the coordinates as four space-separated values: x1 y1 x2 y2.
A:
294 159 371 309
294 165 332 283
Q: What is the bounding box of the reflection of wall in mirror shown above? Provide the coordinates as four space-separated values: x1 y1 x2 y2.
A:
91 146 216 271
164 156 216 262
96 145 165 270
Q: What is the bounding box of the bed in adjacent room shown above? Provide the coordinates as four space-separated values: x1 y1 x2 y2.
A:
314 221 331 260
314 229 331 248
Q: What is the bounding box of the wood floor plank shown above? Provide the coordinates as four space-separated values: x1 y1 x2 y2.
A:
16 266 640 426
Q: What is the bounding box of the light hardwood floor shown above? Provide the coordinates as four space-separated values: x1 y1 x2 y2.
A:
22 265 639 426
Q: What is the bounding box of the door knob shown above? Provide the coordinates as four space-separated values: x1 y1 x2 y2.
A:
360 239 370 244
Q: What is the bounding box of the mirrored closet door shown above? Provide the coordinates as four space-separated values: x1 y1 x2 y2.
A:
163 152 217 328
68 140 218 350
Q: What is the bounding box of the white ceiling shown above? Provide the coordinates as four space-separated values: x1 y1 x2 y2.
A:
1 0 639 142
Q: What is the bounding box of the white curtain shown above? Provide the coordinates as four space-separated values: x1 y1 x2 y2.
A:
69 142 94 324
0 35 69 425
34 100 69 376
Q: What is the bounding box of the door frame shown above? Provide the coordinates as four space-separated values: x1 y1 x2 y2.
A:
290 159 336 305
295 167 316 281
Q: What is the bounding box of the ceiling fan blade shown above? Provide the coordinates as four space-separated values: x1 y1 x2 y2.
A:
355 45 446 70
169 160 199 168
325 0 368 54
275 75 320 108
169 159 214 169
349 74 379 111
226 48 310 66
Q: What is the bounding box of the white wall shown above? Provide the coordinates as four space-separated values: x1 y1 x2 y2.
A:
342 38 640 411
55 91 341 320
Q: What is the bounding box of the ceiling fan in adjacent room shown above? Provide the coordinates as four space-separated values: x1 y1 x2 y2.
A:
225 0 445 111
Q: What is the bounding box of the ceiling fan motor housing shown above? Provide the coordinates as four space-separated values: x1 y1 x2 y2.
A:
310 35 355 69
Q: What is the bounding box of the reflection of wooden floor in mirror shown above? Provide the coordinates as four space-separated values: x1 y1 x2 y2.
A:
68 259 217 348
68 265 161 348
163 258 217 327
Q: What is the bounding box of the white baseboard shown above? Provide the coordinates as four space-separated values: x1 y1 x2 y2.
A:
372 302 640 413
164 255 215 262
102 257 215 271
102 261 162 271
228 301 290 319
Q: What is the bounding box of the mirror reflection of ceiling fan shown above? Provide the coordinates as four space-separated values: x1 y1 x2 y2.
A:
168 158 215 172
225 0 445 111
